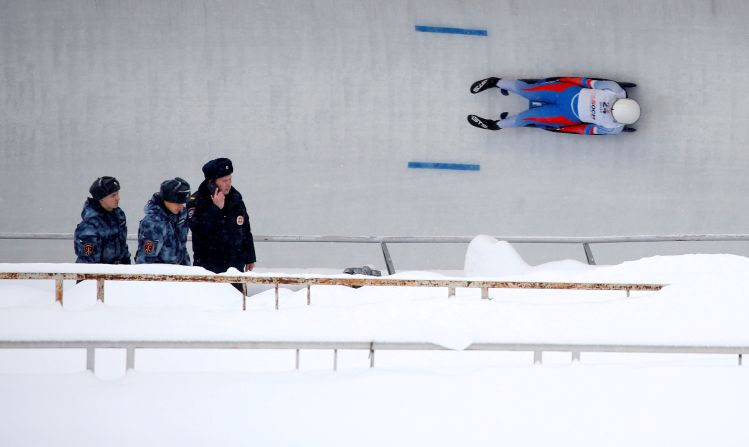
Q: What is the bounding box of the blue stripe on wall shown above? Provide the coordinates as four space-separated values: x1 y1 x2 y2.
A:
415 25 488 36
408 161 480 171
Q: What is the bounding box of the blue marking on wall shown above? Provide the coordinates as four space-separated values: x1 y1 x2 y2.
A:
414 25 488 36
408 161 480 171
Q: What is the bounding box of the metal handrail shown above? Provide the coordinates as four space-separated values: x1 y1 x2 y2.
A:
2 232 749 243
0 271 664 310
2 232 749 271
258 234 749 244
0 340 744 372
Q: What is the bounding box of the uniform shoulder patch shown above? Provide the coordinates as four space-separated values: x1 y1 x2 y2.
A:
143 240 155 254
83 243 95 257
236 216 244 225
188 208 195 219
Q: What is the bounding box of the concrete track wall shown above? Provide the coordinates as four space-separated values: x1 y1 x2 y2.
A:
2 0 748 268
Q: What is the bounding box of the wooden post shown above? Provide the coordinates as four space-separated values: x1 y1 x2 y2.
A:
274 283 279 310
307 284 311 305
55 277 64 305
448 286 455 298
96 279 104 303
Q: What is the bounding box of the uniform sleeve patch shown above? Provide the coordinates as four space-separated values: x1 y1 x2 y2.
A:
83 243 95 257
188 208 195 219
143 240 156 254
236 216 244 225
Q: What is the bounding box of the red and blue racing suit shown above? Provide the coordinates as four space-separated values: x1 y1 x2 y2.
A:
496 78 628 135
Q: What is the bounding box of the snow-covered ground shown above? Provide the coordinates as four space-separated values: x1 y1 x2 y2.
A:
1 236 748 446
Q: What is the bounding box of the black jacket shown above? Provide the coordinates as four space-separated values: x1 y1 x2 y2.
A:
186 181 256 272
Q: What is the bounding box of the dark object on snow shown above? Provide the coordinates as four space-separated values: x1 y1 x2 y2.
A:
343 266 382 276
343 265 382 288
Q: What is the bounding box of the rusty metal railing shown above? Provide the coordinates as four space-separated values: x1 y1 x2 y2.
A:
0 271 665 310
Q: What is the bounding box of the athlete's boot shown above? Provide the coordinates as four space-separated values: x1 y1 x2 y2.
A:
470 77 509 96
467 114 500 130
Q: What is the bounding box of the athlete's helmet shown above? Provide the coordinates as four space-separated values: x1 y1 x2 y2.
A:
611 98 641 124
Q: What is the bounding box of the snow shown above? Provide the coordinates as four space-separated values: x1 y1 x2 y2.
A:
4 367 748 446
2 236 749 446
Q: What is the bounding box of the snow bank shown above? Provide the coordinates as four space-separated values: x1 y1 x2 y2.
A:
464 234 591 278
3 237 749 447
2 237 749 348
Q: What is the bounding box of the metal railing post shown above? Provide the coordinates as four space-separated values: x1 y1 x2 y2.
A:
86 348 95 372
583 243 596 265
126 348 135 370
533 350 543 364
381 242 395 275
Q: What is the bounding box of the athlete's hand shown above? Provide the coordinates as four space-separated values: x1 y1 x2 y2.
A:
211 189 225 209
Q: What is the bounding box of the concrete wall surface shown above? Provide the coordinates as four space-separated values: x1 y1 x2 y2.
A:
2 0 748 269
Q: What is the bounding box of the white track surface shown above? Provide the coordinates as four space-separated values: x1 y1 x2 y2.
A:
2 0 748 268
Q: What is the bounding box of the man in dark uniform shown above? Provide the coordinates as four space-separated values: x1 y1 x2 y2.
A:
187 158 256 291
74 176 132 264
135 178 192 265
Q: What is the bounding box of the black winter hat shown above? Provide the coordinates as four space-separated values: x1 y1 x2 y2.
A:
202 157 233 180
160 177 191 204
89 176 120 200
